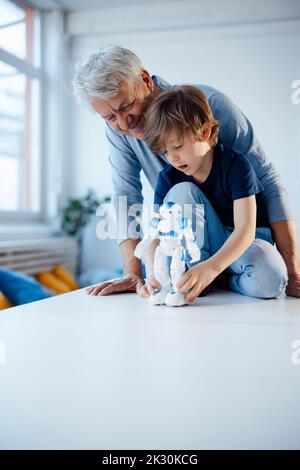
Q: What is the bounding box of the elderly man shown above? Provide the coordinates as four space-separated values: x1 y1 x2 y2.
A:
72 45 300 298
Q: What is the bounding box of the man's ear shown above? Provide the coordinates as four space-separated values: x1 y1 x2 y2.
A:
140 69 154 92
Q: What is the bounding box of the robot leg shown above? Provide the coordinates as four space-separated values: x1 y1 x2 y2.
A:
165 245 188 307
150 244 171 305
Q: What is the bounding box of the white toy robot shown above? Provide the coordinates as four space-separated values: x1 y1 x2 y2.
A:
134 202 201 306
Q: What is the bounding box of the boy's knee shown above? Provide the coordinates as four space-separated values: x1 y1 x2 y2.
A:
164 182 205 205
241 240 288 298
254 267 288 299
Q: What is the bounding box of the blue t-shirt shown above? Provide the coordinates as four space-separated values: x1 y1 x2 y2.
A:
154 144 269 228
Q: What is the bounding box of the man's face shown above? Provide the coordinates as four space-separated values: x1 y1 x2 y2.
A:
90 70 156 140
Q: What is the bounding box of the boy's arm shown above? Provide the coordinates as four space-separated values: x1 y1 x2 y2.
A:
177 196 256 301
206 196 256 274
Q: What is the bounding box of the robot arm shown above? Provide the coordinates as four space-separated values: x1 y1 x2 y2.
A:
134 237 153 259
134 215 160 260
181 219 201 264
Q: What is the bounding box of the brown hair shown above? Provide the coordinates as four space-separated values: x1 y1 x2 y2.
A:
144 85 219 154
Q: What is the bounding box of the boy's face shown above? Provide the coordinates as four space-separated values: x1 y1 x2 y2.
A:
163 126 212 178
90 69 158 141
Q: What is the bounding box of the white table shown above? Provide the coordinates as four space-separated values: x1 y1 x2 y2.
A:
0 288 300 450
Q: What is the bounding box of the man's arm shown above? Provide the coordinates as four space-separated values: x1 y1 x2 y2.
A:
106 123 144 243
271 220 300 297
87 124 145 296
210 90 300 296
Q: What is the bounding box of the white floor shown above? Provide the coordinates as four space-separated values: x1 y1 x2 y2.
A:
0 288 299 450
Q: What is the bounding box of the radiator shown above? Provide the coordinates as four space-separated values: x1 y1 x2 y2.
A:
0 237 78 276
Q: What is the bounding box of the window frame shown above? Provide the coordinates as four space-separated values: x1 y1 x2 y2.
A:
0 0 45 223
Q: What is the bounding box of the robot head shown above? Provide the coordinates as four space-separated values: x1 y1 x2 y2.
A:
159 202 183 220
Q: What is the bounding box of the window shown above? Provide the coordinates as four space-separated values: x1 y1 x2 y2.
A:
0 0 41 217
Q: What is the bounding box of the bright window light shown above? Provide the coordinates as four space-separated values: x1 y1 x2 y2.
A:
0 0 41 216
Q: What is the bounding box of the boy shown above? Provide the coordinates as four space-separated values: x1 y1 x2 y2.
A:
141 85 288 302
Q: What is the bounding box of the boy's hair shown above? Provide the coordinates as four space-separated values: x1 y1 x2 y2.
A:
144 85 219 154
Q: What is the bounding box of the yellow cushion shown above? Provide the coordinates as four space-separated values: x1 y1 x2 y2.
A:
52 265 79 290
0 291 13 309
36 272 72 294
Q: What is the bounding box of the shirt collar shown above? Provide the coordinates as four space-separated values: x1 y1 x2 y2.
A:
152 75 172 91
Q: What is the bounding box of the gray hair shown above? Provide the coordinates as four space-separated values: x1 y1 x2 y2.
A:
72 45 143 105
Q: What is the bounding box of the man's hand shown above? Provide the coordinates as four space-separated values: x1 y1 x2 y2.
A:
86 272 144 296
136 273 161 298
177 262 218 303
270 221 300 298
286 272 300 298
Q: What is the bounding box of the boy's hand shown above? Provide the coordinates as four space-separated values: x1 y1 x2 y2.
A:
136 273 161 298
177 262 218 302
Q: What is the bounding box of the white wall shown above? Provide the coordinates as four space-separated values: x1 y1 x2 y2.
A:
65 0 300 269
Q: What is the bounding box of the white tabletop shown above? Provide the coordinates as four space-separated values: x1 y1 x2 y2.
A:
0 288 300 450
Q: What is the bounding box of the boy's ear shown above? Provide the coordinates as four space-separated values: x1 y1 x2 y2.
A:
201 122 212 141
